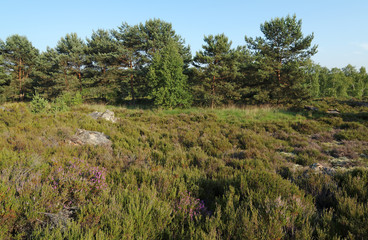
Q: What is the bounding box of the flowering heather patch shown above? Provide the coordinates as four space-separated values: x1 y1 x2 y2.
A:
48 158 108 205
174 190 209 220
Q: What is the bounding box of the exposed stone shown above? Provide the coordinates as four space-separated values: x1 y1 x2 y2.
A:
310 163 324 171
69 129 112 147
89 111 103 119
0 106 10 111
326 109 340 115
40 206 79 229
89 110 117 123
291 163 303 171
309 163 336 175
279 151 297 159
304 105 319 111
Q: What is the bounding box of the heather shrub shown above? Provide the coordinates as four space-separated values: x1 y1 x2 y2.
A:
334 127 368 141
211 171 315 239
100 185 173 239
1 100 368 239
198 125 232 157
48 158 108 206
293 170 338 210
319 116 344 127
291 120 325 134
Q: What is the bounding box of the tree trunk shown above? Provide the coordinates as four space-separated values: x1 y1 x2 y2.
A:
77 71 82 93
130 61 135 103
276 58 282 85
211 75 215 109
64 68 69 90
276 69 281 84
18 59 23 101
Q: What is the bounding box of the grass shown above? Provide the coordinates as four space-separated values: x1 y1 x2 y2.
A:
0 99 368 239
150 105 305 125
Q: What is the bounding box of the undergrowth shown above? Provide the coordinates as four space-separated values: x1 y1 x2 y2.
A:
0 99 368 239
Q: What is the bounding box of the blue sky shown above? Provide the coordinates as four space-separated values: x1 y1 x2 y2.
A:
1 0 367 69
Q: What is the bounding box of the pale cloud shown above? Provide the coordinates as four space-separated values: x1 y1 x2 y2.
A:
359 43 368 51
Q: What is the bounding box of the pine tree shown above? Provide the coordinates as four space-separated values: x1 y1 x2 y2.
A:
147 41 191 108
193 34 239 108
0 35 39 101
138 19 191 65
113 19 191 102
56 33 86 93
0 55 11 103
245 14 317 103
86 29 122 102
32 48 65 99
113 23 143 102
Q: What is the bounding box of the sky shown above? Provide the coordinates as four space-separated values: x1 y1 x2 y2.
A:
1 0 367 69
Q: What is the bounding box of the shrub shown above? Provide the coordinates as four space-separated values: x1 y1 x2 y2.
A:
50 96 69 113
334 127 368 141
2 99 368 239
62 92 83 107
48 158 108 206
29 93 49 113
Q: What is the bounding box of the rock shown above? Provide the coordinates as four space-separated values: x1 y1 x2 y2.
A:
69 129 112 147
89 110 117 123
279 151 297 159
310 163 324 171
309 163 335 175
89 111 103 119
304 105 319 111
40 206 79 230
100 110 117 123
326 109 340 115
0 106 10 111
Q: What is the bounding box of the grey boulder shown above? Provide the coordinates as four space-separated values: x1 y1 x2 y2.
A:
89 110 117 123
69 129 112 147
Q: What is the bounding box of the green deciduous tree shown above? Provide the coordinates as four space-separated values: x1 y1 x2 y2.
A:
245 14 317 103
342 64 368 99
357 67 368 98
113 19 191 103
193 34 239 108
0 35 39 101
304 61 320 98
147 41 191 108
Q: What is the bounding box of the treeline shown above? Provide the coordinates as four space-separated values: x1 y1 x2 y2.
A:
0 15 367 107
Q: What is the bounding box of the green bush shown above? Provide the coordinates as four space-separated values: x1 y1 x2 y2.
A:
50 96 70 113
29 93 49 113
62 91 83 107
